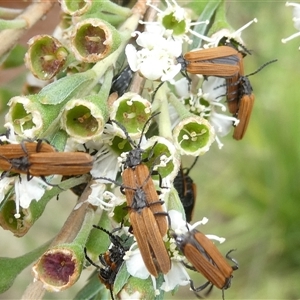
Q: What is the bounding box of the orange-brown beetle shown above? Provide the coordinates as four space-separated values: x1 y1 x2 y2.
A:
123 166 170 276
112 113 169 236
231 59 277 140
95 166 171 277
181 46 241 78
0 147 93 179
0 140 56 158
172 228 238 300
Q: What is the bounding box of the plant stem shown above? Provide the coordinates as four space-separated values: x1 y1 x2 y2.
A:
0 19 26 30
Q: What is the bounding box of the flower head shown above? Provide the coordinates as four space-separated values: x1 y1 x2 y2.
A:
142 0 209 43
125 32 182 83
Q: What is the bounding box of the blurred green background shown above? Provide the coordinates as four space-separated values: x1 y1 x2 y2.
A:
1 1 300 299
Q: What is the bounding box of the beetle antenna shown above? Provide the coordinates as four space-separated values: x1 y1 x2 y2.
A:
246 59 277 78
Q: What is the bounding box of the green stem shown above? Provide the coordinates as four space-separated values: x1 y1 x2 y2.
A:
46 129 68 152
168 92 193 120
153 83 173 140
26 175 91 228
98 68 114 98
101 0 131 17
98 12 129 26
0 18 26 30
73 207 95 246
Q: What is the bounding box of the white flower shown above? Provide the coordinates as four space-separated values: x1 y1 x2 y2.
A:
0 123 19 144
202 76 226 104
169 209 208 234
282 2 300 45
125 242 190 293
90 145 119 179
201 76 239 148
124 245 151 279
209 110 239 149
174 77 190 98
143 0 209 43
125 32 182 83
160 259 190 292
79 181 125 216
14 175 49 218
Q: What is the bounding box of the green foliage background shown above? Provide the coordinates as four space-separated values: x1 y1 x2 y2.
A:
1 1 299 299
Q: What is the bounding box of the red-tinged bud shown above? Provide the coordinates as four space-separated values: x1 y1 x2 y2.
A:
32 244 83 292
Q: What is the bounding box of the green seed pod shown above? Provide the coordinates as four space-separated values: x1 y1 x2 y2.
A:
71 18 122 63
5 95 66 138
173 115 215 156
60 69 111 142
110 92 152 140
60 0 93 16
25 35 69 80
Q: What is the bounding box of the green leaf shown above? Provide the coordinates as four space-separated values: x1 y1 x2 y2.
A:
113 262 130 295
0 240 51 293
85 212 112 260
38 69 97 105
190 0 222 50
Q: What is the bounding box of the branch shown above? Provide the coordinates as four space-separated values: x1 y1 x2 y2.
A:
0 0 55 58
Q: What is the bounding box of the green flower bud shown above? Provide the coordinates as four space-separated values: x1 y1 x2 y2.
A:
61 70 112 142
110 92 152 139
71 18 121 63
60 0 93 16
173 115 215 156
5 95 66 138
25 35 69 80
0 198 30 237
61 95 108 142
